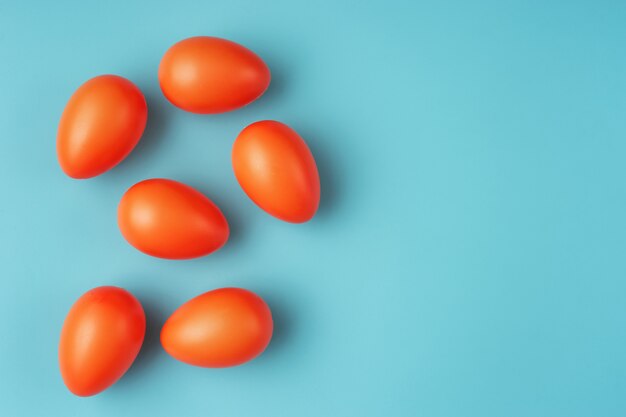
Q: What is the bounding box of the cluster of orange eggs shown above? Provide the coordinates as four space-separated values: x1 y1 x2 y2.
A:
57 36 321 396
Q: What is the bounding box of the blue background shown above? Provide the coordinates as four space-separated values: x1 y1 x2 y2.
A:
1 0 625 415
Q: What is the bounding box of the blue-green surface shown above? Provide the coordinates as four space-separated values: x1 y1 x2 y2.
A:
1 1 625 415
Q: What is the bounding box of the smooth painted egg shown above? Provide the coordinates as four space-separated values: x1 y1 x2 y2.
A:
161 288 273 367
158 36 271 114
118 179 229 259
232 120 320 223
59 286 145 396
57 75 147 179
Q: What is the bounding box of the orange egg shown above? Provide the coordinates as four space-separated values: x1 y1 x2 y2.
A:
161 288 273 368
59 286 145 397
158 36 271 113
118 179 229 260
57 75 147 179
232 121 320 223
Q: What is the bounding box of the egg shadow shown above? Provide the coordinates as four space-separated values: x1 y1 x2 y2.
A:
248 53 289 113
249 277 315 368
257 292 292 362
292 123 341 221
228 33 298 119
114 291 168 388
187 180 250 259
109 90 172 177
